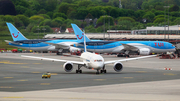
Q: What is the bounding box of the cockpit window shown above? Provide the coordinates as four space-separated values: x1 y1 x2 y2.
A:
94 60 102 62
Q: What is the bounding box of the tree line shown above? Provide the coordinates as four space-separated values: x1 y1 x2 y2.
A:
0 0 180 35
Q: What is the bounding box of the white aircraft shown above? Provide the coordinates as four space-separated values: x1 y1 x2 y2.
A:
21 34 156 74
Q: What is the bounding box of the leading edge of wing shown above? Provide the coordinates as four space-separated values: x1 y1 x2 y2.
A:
104 55 157 64
43 42 69 49
21 55 84 65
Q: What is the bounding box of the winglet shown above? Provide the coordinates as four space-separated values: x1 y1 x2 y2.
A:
6 22 28 41
71 23 90 42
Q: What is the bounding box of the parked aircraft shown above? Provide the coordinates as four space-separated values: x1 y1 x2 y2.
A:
5 22 86 55
71 24 176 57
21 33 156 74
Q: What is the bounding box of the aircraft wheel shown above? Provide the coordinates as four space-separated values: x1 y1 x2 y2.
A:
76 70 78 73
104 70 107 73
80 70 82 73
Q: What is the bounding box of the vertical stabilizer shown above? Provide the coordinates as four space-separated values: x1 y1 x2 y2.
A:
83 33 87 52
6 22 28 41
71 23 90 42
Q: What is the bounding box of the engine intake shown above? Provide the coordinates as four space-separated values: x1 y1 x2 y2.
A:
139 48 150 55
113 62 123 72
63 62 73 72
70 47 81 52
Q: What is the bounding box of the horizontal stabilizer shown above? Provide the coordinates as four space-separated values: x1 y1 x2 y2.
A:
4 40 22 45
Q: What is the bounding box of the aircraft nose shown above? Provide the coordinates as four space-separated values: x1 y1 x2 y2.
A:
95 62 104 69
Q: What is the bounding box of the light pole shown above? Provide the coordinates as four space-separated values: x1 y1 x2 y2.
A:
164 5 170 41
42 27 46 38
168 1 170 41
36 26 40 39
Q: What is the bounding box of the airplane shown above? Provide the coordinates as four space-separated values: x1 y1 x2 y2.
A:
21 33 157 74
5 22 92 55
71 24 176 57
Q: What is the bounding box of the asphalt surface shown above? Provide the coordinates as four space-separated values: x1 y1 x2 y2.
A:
0 53 179 93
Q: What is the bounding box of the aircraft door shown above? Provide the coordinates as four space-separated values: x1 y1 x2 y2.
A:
94 43 97 49
165 43 168 49
29 41 32 49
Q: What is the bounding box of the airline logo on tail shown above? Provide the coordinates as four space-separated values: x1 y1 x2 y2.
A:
77 33 84 40
12 32 19 38
71 23 90 42
6 22 28 41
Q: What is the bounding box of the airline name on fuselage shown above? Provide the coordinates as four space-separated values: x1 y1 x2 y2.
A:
14 40 50 44
154 42 164 47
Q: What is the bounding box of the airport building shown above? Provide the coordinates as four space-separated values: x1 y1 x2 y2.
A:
107 25 180 35
44 25 180 44
132 25 180 35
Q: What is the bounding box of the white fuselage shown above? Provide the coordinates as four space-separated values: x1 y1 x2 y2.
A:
80 52 104 70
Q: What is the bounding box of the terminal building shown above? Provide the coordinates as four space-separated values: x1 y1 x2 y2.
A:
45 25 180 45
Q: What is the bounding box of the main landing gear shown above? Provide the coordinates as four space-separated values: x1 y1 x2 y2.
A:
76 65 82 73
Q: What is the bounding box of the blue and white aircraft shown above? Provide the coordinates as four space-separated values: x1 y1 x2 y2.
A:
5 22 88 55
21 33 157 74
71 24 176 56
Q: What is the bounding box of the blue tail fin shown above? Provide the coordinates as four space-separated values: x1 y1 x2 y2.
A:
71 23 90 42
6 22 28 41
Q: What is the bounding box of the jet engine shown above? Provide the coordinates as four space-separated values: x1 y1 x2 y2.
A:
63 62 73 72
70 47 81 52
138 48 151 55
113 62 123 72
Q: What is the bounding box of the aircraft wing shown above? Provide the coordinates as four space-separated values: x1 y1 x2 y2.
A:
120 43 138 51
21 55 84 65
4 40 22 45
104 55 156 64
43 42 70 49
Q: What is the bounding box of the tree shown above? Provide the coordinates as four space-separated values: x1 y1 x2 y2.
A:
16 15 30 27
118 20 133 30
39 19 51 26
143 11 155 22
58 3 69 14
78 0 92 7
45 0 57 12
0 0 16 15
24 9 35 17
118 17 135 22
39 14 51 19
11 0 29 8
173 18 180 25
88 6 104 18
15 5 27 14
38 9 47 14
110 8 119 18
153 18 165 23
170 4 179 11
96 15 114 26
29 15 44 21
53 13 67 19
47 12 53 19
4 15 14 23
76 8 89 19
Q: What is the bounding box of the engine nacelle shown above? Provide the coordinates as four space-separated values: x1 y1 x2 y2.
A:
139 48 151 55
113 62 123 72
63 62 73 72
70 47 81 52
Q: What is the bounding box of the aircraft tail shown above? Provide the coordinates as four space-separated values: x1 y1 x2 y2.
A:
71 23 91 42
83 33 87 52
6 22 28 41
